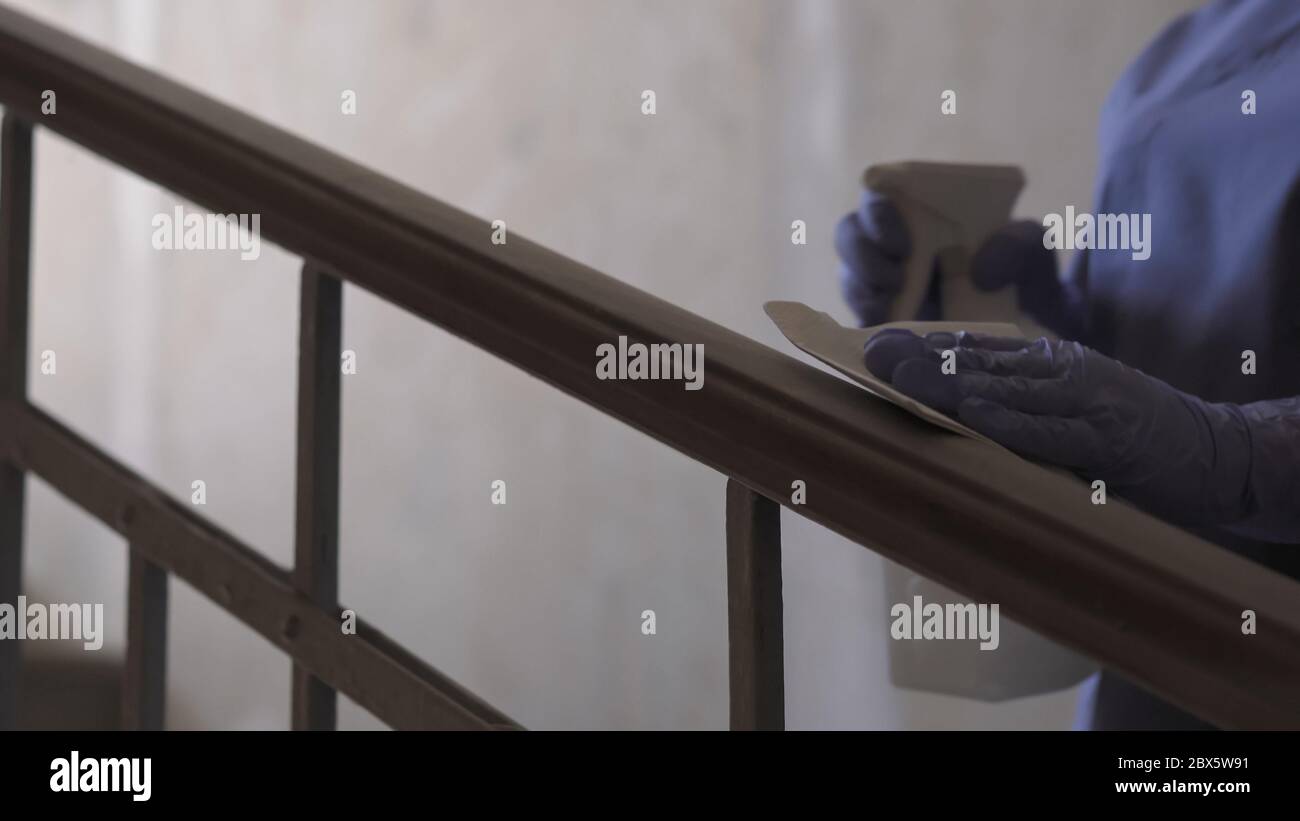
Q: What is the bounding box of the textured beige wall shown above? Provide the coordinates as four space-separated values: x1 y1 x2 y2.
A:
12 0 1200 728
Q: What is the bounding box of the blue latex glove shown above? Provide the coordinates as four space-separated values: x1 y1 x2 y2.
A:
835 190 1084 335
863 329 1300 540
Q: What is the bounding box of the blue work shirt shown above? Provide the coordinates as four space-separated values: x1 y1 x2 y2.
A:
1069 0 1300 729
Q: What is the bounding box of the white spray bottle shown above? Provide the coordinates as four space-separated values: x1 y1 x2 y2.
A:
864 160 1097 701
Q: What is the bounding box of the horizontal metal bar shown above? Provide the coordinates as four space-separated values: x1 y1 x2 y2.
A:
2 6 1300 727
0 399 519 730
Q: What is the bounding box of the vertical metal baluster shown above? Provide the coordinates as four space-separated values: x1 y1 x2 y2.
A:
122 548 168 729
0 114 33 730
725 478 785 730
291 261 342 730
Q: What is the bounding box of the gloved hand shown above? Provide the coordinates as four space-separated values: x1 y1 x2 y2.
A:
835 190 1084 335
862 329 1254 526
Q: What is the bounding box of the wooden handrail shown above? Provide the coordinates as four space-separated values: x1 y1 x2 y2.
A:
0 4 1297 728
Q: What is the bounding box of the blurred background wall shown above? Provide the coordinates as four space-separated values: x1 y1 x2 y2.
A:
10 0 1201 729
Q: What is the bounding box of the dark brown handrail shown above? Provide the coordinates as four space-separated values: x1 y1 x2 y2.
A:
1 4 1298 729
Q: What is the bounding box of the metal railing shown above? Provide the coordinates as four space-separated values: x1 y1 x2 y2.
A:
0 5 1298 730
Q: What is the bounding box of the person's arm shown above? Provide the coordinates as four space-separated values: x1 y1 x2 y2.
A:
862 330 1300 543
1232 397 1300 542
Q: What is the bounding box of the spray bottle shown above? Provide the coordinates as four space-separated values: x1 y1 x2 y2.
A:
864 160 1097 700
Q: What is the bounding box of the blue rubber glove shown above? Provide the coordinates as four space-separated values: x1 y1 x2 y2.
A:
861 329 1293 534
835 191 1085 336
